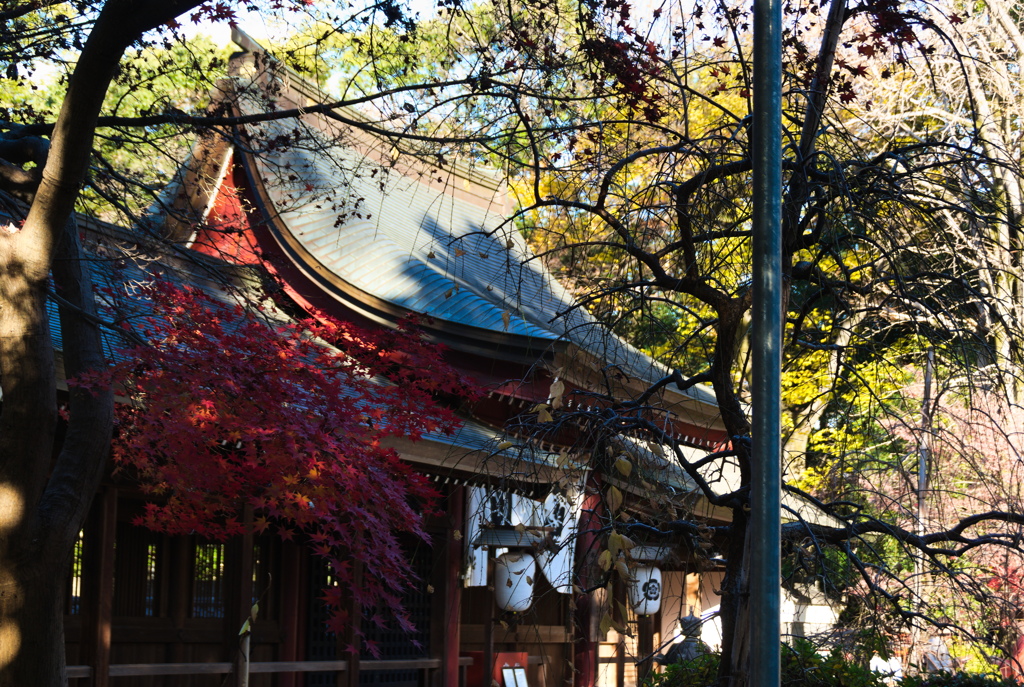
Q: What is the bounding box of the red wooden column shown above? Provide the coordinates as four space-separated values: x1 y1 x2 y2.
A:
80 486 117 687
437 485 464 687
573 482 604 687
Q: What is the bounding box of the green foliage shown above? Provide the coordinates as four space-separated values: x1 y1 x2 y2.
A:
899 673 1019 687
645 653 720 687
781 640 887 687
81 37 231 222
5 35 232 224
646 640 888 687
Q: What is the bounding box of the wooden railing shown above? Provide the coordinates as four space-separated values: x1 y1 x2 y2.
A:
68 656 474 680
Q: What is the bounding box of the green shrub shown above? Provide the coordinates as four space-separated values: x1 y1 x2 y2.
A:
645 639 887 687
645 653 720 687
782 639 887 687
899 672 1019 687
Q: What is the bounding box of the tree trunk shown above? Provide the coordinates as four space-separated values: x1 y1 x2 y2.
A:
0 1 206 683
0 212 114 687
0 208 60 681
717 511 751 687
0 547 73 686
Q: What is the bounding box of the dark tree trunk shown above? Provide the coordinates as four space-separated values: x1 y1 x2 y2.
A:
0 3 205 684
0 546 73 686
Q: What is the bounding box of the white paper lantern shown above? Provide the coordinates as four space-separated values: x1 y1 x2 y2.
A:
494 552 537 611
628 565 663 616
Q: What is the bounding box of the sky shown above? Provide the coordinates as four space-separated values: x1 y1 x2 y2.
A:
187 0 672 51
183 0 442 49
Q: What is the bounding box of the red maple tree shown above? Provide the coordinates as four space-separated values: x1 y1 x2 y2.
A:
76 281 479 633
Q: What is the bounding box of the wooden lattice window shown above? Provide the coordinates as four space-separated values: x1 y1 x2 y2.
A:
113 522 162 617
191 541 226 618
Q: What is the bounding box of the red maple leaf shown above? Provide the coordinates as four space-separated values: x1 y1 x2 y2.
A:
79 280 481 634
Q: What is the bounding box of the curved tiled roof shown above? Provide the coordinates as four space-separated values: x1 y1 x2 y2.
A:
245 128 572 341
225 64 720 411
238 92 717 409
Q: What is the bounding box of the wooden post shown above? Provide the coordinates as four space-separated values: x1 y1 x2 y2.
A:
169 535 191 663
437 485 464 687
483 550 495 687
573 487 603 687
229 506 255 687
342 561 363 687
80 486 116 687
637 615 655 684
279 541 303 687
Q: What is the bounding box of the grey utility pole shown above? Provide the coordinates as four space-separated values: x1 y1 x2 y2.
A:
749 0 783 678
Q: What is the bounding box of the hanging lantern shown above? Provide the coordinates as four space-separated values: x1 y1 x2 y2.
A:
494 552 537 611
628 565 663 616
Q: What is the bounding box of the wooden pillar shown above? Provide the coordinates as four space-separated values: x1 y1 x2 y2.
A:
227 506 255 687
435 485 464 687
483 550 495 687
279 541 303 687
614 579 625 687
573 486 604 687
169 535 191 663
80 486 116 687
341 562 363 687
637 615 655 684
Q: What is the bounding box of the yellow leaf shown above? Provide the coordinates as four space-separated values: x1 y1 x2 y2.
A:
599 613 613 636
650 443 665 457
506 238 515 249
615 559 634 582
426 584 435 594
515 523 526 533
549 379 565 409
496 440 514 451
608 532 623 557
607 485 624 513
532 403 553 422
455 248 467 257
614 456 632 477
598 549 613 571
502 310 511 331
453 529 462 541
526 576 534 585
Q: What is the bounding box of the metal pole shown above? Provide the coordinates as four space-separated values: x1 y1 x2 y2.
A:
749 0 783 677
